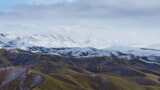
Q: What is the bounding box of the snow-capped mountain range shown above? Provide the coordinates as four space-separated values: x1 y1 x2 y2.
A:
0 32 160 65
0 32 158 49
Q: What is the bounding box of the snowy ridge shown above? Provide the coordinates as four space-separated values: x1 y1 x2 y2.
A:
0 32 159 50
28 47 111 57
0 32 111 49
0 33 82 49
0 33 160 65
27 46 160 65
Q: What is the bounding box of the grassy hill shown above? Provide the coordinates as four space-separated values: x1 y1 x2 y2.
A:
0 49 159 90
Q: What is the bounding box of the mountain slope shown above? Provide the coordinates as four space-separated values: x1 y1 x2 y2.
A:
0 49 160 90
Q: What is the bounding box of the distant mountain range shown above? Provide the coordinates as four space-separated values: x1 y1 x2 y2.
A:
0 33 160 65
0 33 159 90
0 32 159 49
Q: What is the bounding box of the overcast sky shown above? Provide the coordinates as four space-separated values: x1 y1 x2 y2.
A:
0 0 160 48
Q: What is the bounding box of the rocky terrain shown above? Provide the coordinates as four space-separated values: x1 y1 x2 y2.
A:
0 48 159 90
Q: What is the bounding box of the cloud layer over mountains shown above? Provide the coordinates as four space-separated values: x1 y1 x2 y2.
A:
1 0 160 18
0 0 159 48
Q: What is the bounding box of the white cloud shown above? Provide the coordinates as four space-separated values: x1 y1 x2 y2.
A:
28 0 76 5
0 0 159 19
0 0 160 48
96 0 160 8
27 0 160 9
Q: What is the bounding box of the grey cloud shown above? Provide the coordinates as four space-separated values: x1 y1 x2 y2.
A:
0 0 160 31
0 0 159 20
